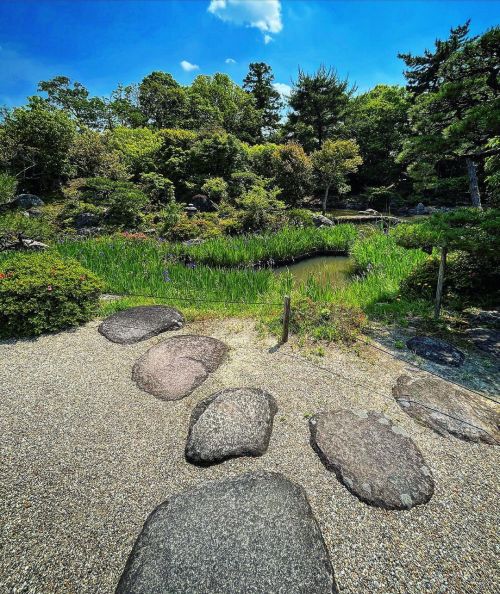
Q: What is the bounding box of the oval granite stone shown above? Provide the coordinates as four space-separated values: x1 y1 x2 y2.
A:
132 335 228 400
185 388 278 464
99 306 184 344
116 471 338 594
309 409 434 510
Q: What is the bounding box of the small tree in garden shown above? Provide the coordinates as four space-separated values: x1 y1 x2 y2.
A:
392 208 500 318
312 139 363 214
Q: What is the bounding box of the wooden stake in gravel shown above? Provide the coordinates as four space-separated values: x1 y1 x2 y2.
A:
434 246 447 320
282 295 291 344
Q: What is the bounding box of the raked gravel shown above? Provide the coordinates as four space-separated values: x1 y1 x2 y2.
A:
1 318 499 594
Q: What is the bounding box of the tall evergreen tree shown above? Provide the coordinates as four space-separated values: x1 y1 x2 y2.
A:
243 62 282 136
287 66 353 149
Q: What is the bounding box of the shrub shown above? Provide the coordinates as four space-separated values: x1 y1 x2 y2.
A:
286 208 315 227
58 201 106 229
401 251 500 305
168 214 223 241
0 253 103 337
139 172 175 205
201 177 229 202
237 184 285 232
0 173 17 204
0 212 56 241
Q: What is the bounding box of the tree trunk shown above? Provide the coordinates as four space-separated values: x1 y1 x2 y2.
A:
434 246 447 320
322 184 330 215
465 158 482 208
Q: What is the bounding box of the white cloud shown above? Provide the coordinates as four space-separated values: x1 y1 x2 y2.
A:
225 58 237 64
273 82 292 98
180 60 200 72
208 0 283 41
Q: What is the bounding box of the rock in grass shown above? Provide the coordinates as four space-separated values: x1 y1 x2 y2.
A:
116 471 338 594
132 335 228 400
309 409 434 509
407 335 465 367
98 305 184 344
185 388 277 464
393 373 500 445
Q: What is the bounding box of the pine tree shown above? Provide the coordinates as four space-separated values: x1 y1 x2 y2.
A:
243 63 282 136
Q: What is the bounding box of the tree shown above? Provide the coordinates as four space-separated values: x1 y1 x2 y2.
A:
393 208 500 317
345 85 410 190
109 83 148 128
68 128 128 179
38 76 110 130
188 131 247 182
105 126 162 178
398 24 500 206
138 71 187 128
0 97 76 191
311 139 363 214
287 66 353 149
272 142 313 206
243 62 282 137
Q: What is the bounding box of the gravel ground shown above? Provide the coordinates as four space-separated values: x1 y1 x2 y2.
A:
1 318 499 594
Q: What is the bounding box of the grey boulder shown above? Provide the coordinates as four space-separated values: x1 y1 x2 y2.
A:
99 305 184 344
312 213 335 227
12 194 45 209
185 388 277 464
132 335 228 400
116 471 337 594
407 335 465 367
393 373 500 445
309 409 434 509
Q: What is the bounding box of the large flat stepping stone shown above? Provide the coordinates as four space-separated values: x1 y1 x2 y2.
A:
99 305 184 344
309 409 434 509
185 388 277 464
132 335 227 400
116 471 338 594
407 335 465 367
393 373 500 445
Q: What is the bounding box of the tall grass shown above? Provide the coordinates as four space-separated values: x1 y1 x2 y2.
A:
175 225 357 267
55 236 288 306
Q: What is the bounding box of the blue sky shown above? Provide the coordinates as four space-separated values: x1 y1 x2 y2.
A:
0 0 499 107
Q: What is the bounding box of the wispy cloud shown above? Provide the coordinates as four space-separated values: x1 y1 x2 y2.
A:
208 0 283 43
180 60 200 72
273 82 292 98
225 58 237 64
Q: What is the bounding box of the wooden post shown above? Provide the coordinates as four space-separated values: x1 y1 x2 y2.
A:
281 295 291 343
434 246 447 320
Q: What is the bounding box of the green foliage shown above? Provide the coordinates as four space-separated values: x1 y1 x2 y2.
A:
201 177 228 202
139 172 175 205
392 208 500 254
0 252 103 337
158 199 184 236
287 66 353 149
285 208 315 227
311 139 363 211
401 251 499 306
0 173 17 204
0 211 56 241
237 184 285 232
168 214 223 241
188 131 248 182
345 85 410 190
58 200 106 230
69 128 128 179
105 126 161 177
243 62 282 136
0 96 76 191
485 138 500 206
272 142 313 205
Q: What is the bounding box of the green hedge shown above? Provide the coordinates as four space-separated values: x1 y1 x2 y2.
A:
0 253 103 337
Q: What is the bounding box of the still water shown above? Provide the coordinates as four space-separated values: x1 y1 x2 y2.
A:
275 255 354 287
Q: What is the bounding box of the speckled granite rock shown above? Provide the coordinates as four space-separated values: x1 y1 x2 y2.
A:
309 409 434 509
185 388 277 464
116 471 338 594
393 373 500 445
407 336 465 367
99 306 184 344
132 335 228 400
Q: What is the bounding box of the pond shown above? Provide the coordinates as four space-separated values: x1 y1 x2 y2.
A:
275 255 354 288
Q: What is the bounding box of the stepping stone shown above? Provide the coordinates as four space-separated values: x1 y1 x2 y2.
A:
132 335 227 400
465 327 500 359
393 373 500 445
185 388 277 465
116 471 337 594
309 409 434 510
99 305 183 344
407 335 465 367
